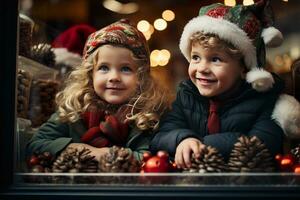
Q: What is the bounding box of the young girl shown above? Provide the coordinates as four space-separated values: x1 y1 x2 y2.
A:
27 19 168 162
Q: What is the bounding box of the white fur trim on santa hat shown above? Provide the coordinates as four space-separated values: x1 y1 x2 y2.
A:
272 94 300 139
53 48 82 67
179 16 257 69
246 68 274 92
262 27 283 48
180 16 276 92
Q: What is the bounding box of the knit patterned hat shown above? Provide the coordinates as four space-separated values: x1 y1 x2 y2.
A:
179 0 283 92
83 19 150 65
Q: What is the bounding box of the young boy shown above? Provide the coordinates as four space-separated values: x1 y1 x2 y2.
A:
150 0 298 169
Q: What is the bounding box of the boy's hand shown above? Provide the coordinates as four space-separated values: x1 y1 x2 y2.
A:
175 138 205 169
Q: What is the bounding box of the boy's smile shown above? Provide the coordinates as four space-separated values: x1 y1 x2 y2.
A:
188 42 245 97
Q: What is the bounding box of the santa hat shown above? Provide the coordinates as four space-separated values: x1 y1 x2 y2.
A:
179 0 283 92
52 24 96 67
83 19 150 65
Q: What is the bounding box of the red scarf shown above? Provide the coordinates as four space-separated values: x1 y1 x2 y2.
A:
80 110 129 148
207 100 220 134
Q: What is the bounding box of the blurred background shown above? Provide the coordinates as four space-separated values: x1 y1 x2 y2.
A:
19 0 300 97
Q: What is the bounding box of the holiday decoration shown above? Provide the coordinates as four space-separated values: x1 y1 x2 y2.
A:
98 146 140 172
28 79 59 127
52 146 98 173
227 135 275 172
52 24 95 68
293 164 300 173
141 151 176 173
27 151 54 173
183 146 226 173
17 69 32 118
19 14 34 57
179 1 283 92
31 43 56 67
291 144 300 163
275 144 300 173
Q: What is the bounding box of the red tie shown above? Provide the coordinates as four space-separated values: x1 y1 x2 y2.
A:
207 100 220 134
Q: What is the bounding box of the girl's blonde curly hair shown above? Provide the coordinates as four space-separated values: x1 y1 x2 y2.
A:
55 46 169 131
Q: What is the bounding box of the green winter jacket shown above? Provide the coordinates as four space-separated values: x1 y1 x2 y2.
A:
26 113 153 161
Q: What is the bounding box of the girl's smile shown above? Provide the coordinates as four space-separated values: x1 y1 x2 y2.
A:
92 45 139 104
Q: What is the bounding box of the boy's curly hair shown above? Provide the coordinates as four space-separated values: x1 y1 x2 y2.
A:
190 31 245 66
55 46 170 131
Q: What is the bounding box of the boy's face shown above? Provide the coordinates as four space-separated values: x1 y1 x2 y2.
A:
92 45 139 104
188 42 245 97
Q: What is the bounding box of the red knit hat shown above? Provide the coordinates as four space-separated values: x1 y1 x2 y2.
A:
52 24 96 67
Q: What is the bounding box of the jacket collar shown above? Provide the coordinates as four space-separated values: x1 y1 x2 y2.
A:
179 73 284 104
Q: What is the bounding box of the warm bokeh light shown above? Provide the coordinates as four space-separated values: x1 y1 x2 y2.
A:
224 0 236 6
153 18 167 31
243 0 254 6
142 31 152 40
102 0 139 14
282 0 288 2
161 49 171 60
150 50 160 67
149 24 154 34
137 20 150 32
162 10 175 21
150 49 171 67
290 47 300 59
275 55 284 66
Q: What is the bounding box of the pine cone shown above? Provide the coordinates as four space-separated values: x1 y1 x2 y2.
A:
31 43 55 67
183 146 227 173
228 135 275 172
52 146 98 173
291 144 300 163
98 146 140 172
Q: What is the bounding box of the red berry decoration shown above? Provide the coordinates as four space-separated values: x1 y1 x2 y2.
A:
294 164 300 173
275 154 282 164
280 154 295 172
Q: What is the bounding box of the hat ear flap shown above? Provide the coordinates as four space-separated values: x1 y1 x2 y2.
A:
262 27 283 47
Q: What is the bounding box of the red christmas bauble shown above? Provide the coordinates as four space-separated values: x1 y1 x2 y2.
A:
142 152 152 162
143 156 170 173
157 151 169 160
28 155 39 167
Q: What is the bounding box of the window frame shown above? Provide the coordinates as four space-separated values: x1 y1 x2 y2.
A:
0 1 300 199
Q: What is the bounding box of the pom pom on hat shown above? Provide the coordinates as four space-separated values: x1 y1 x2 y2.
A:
262 26 283 48
52 24 96 67
179 0 283 92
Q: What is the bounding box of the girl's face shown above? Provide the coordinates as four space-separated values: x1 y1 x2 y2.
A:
92 45 139 105
188 42 245 97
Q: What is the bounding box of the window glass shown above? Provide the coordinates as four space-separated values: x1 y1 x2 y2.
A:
16 0 300 187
